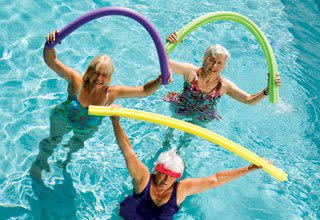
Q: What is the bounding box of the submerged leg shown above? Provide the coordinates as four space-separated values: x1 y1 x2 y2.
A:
58 128 97 170
30 106 71 179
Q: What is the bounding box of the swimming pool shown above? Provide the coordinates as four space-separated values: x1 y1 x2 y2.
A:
0 0 319 219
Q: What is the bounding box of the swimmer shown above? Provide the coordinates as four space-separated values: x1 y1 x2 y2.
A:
110 116 265 218
164 31 281 122
30 30 167 179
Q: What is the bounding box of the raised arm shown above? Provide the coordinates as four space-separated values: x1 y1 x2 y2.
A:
168 60 198 83
110 116 149 193
44 30 82 86
178 164 261 204
166 31 198 83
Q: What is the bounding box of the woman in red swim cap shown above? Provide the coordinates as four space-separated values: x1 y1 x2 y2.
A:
110 116 265 219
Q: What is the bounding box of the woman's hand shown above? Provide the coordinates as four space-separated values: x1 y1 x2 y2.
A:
264 73 281 95
158 74 173 84
109 104 121 123
166 31 178 43
109 115 120 124
46 30 60 44
273 72 281 87
109 104 122 108
248 158 272 171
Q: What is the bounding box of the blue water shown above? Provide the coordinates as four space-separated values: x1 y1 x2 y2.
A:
0 0 319 219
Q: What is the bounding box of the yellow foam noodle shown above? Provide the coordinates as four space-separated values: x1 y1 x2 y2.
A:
89 105 288 182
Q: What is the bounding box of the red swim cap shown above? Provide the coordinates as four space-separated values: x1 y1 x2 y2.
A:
155 164 182 178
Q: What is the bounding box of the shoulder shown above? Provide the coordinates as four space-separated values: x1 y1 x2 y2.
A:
68 77 83 96
220 77 236 94
134 174 151 194
184 68 199 83
176 178 192 205
221 77 233 85
108 85 121 92
104 85 120 104
176 178 194 196
108 84 131 94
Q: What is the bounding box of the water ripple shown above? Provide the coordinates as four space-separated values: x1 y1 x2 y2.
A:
0 0 319 219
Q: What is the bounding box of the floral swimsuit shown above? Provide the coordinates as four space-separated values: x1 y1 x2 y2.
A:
164 70 222 122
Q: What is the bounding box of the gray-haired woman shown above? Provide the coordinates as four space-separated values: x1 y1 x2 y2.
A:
165 32 281 122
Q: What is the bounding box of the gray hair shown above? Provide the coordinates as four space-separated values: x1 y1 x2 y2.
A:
203 44 230 63
154 149 184 174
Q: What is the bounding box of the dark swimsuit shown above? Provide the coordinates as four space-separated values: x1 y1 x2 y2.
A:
119 175 179 219
164 69 222 122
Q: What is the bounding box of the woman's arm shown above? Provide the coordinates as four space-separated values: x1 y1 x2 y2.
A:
178 164 261 204
168 59 198 83
110 116 149 193
224 77 280 105
224 78 267 105
166 31 198 83
44 30 82 84
108 75 164 100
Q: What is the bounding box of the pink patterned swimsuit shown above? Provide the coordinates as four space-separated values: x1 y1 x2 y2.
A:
164 71 222 122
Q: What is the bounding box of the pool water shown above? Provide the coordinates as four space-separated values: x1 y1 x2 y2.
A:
0 0 319 219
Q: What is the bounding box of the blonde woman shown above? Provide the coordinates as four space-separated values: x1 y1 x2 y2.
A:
30 30 165 179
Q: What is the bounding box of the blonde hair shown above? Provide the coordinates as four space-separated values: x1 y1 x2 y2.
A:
82 55 115 91
154 149 184 174
203 44 230 65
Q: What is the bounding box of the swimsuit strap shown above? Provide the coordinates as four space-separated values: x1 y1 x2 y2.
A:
209 77 223 97
76 84 84 96
147 175 178 207
190 69 201 89
193 68 222 95
105 87 109 106
133 174 152 199
169 181 178 205
214 77 223 91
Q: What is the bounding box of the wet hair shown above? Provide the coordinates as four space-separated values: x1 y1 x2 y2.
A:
154 149 184 174
82 54 115 91
203 44 230 65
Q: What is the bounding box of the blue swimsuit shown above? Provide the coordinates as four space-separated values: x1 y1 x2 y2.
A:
119 175 179 219
53 94 104 132
68 94 103 130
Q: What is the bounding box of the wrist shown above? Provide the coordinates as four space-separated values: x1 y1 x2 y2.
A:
247 164 256 171
248 164 261 171
44 46 55 52
263 88 269 96
111 120 120 126
157 75 162 84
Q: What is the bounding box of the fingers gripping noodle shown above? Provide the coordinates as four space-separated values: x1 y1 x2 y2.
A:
45 7 170 85
89 106 288 182
165 11 279 103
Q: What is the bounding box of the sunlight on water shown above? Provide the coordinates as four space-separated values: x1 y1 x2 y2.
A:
0 0 319 219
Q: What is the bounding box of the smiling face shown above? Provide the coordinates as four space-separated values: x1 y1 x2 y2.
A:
202 44 230 77
203 54 226 76
83 55 114 91
89 61 112 88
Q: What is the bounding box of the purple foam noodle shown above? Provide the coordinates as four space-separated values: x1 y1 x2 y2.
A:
45 7 170 84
